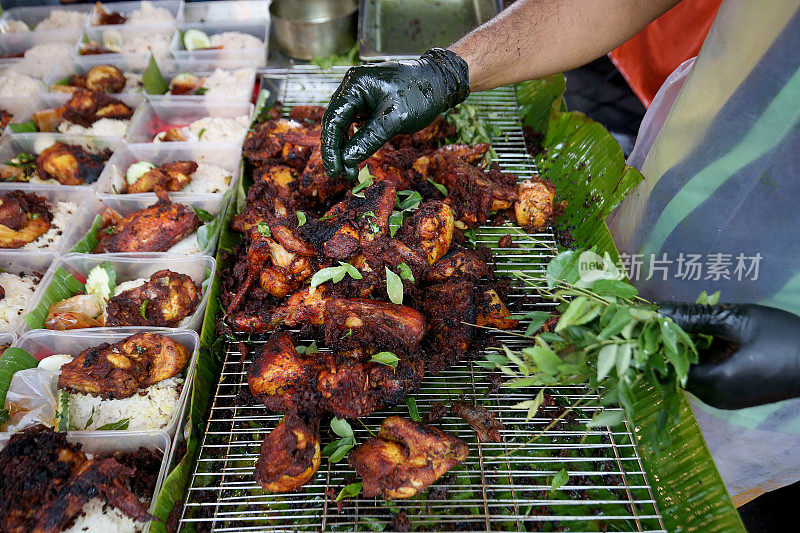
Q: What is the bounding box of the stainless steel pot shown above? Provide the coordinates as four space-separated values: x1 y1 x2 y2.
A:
270 0 358 61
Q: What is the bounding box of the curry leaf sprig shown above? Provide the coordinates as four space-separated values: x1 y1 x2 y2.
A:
483 249 701 451
446 103 501 163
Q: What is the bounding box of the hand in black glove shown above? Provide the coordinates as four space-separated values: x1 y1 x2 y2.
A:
321 48 470 181
657 303 800 409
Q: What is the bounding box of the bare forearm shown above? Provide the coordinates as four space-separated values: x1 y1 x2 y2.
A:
450 0 681 92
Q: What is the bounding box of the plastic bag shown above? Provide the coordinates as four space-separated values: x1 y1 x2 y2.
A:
4 367 59 432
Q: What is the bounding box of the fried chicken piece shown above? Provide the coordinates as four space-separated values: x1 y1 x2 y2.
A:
422 282 475 372
84 64 126 93
514 178 558 231
61 88 133 127
256 164 298 196
361 145 421 190
425 246 492 282
323 298 426 353
475 288 519 329
0 426 152 533
451 401 503 443
159 128 187 142
0 108 12 129
126 160 198 193
0 191 52 248
169 73 204 95
395 201 454 265
435 159 517 227
412 143 489 180
254 412 321 492
92 1 127 25
35 142 110 185
390 115 454 149
296 147 348 207
244 118 320 169
288 105 326 124
349 417 468 499
96 194 202 253
105 270 200 327
57 332 190 399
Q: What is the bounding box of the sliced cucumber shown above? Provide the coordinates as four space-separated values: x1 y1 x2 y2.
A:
125 161 155 185
183 29 211 51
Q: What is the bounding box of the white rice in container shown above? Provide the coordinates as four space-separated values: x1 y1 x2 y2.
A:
35 10 88 32
0 20 30 33
0 272 39 331
119 33 171 58
63 497 146 533
177 163 231 194
59 118 129 137
201 68 254 101
17 42 74 78
0 70 41 98
124 1 175 26
209 31 264 50
69 376 183 432
123 72 143 93
167 232 201 254
153 116 249 144
22 200 76 250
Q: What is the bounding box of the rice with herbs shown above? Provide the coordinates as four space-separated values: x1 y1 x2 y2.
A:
202 68 254 101
62 497 147 533
154 116 249 144
69 376 183 431
23 200 76 250
0 272 39 331
59 118 129 137
209 31 264 50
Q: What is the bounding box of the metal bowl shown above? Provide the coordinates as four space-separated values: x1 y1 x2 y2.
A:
270 0 357 61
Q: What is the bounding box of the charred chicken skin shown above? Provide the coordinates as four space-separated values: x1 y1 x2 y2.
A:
105 270 200 327
254 411 321 492
0 191 52 248
35 142 110 185
33 89 133 132
57 332 190 399
54 65 127 93
349 416 468 499
125 160 198 194
0 426 152 533
95 192 202 253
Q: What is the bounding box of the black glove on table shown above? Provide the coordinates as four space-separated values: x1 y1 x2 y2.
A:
657 303 800 410
321 48 470 181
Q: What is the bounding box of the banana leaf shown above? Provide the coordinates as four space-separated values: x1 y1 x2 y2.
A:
516 77 744 532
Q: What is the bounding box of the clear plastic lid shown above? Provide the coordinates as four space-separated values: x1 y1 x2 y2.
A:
180 0 269 24
172 19 270 70
125 99 254 144
96 141 241 197
59 192 228 256
79 23 175 63
10 326 199 437
19 252 216 335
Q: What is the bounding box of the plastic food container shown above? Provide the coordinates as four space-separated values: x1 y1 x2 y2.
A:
0 250 54 334
171 20 269 70
145 65 257 103
6 92 143 144
97 142 241 197
10 326 199 437
86 0 183 32
0 134 122 190
79 24 175 63
42 59 149 95
0 4 93 42
0 428 172 533
20 252 216 334
59 192 227 257
125 99 253 144
0 185 94 254
0 31 78 79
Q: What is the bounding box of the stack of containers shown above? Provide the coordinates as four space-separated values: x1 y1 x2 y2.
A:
0 2 268 530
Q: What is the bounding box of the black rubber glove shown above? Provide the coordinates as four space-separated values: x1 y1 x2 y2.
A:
657 303 800 409
321 48 470 181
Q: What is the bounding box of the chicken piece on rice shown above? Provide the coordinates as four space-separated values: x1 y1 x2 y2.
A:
0 190 52 248
105 270 200 327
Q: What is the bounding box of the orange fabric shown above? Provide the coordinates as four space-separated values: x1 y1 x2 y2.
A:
609 0 722 108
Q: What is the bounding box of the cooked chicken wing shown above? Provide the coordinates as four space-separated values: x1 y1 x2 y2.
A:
435 160 517 227
395 201 454 265
451 401 503 443
105 270 200 327
0 426 153 533
412 142 489 180
349 416 468 499
57 332 190 399
254 411 321 492
323 298 426 353
35 142 110 185
61 88 134 127
425 246 492 282
0 191 52 248
95 194 202 253
125 160 198 193
514 178 558 231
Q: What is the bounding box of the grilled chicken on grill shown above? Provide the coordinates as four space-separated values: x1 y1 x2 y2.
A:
0 425 153 533
349 416 468 499
36 142 110 185
105 270 200 327
0 191 52 248
57 332 190 399
254 411 321 492
95 192 202 253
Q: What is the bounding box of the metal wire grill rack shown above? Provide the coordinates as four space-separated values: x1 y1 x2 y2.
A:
180 67 665 532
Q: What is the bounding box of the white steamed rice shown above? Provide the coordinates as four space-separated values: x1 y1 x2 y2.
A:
179 163 232 194
23 200 76 250
119 33 171 58
0 272 38 331
69 376 183 431
63 497 146 533
0 20 30 33
123 72 143 93
167 232 202 254
17 42 74 78
153 116 249 144
0 70 42 98
35 10 88 32
209 31 264 50
124 1 175 26
202 68 255 101
59 118 129 137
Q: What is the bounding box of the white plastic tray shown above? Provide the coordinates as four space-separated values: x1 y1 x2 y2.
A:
60 192 227 257
20 252 216 334
10 326 199 437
